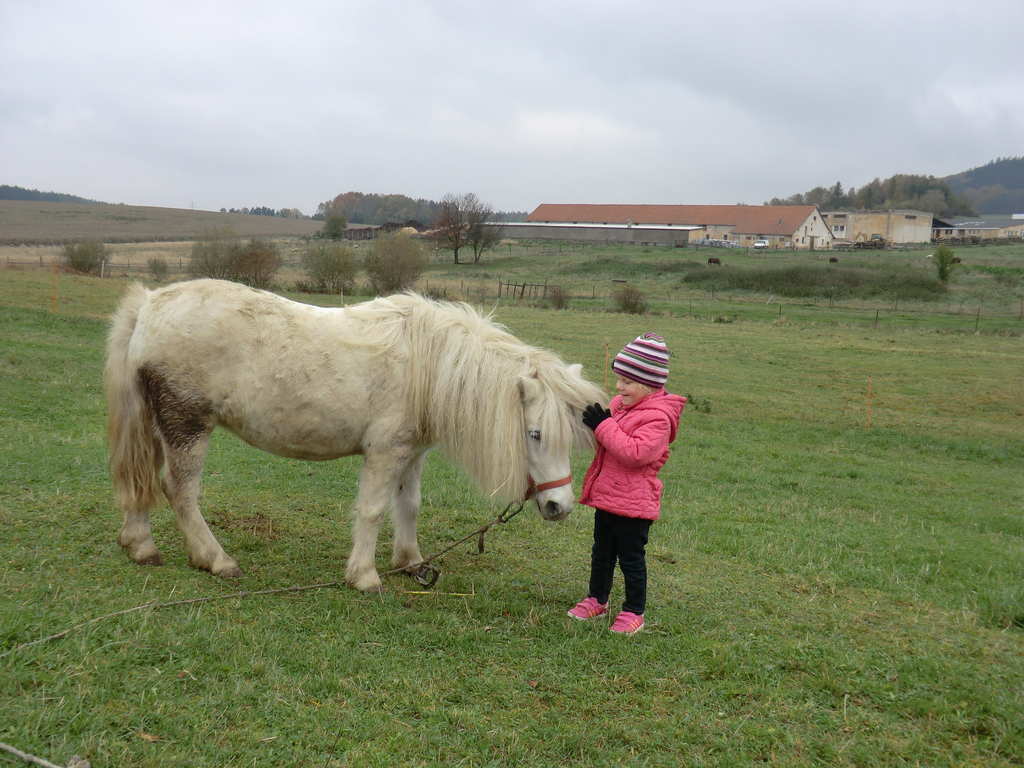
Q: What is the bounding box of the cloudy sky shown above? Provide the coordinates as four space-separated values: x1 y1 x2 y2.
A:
2 0 1022 216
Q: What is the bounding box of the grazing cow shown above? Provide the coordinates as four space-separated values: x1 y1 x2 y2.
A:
829 256 839 263
707 257 721 265
952 257 962 264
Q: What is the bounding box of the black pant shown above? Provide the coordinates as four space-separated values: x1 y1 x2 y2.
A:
588 508 652 615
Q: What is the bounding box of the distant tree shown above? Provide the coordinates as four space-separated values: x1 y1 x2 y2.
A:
322 210 348 240
465 195 502 264
934 245 957 283
364 233 427 294
436 193 471 264
437 192 497 264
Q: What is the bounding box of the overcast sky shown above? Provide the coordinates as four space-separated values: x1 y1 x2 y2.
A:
2 0 1022 216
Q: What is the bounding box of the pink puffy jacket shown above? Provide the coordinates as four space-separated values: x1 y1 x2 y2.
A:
578 390 686 520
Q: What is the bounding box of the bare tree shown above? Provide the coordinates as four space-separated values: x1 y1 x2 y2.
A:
436 193 470 264
436 192 499 264
465 196 502 263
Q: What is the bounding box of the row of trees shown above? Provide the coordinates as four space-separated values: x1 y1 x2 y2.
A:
218 206 305 218
320 191 505 265
767 175 976 217
314 191 526 226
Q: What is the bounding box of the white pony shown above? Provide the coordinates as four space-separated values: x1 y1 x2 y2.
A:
105 279 604 591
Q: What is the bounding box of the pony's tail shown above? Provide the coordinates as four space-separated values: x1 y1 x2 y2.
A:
105 283 162 512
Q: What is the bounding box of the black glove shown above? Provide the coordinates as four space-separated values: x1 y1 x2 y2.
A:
582 402 611 431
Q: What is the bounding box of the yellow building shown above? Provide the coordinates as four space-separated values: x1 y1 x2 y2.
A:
820 210 933 244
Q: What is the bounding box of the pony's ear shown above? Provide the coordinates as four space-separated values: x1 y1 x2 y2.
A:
517 375 542 405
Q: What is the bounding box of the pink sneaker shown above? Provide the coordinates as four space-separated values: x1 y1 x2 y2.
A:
609 610 644 635
567 597 608 620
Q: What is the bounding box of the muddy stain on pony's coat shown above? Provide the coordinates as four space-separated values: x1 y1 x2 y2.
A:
105 278 603 591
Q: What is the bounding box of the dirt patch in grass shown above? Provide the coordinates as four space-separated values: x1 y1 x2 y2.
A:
210 512 281 540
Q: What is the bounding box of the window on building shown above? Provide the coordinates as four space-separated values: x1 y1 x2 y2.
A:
905 215 917 220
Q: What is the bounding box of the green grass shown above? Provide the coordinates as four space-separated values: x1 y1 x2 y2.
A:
1 271 1023 766
421 240 1024 329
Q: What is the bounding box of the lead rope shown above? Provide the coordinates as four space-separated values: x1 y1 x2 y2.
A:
381 500 526 587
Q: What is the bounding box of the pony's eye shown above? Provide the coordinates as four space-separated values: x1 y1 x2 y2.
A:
528 430 541 441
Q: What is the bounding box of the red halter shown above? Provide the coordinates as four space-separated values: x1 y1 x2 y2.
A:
525 474 573 500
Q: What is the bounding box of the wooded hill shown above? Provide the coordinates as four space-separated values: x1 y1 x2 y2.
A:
767 156 1024 215
944 157 1024 214
0 184 102 205
766 175 975 217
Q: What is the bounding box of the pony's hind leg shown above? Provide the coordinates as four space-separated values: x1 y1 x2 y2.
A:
139 366 240 578
115 433 164 565
391 449 428 572
120 512 163 565
161 434 242 578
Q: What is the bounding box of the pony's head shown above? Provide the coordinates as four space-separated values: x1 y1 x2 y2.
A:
396 293 605 514
518 362 604 520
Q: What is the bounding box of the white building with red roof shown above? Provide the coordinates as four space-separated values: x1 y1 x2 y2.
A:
520 203 833 250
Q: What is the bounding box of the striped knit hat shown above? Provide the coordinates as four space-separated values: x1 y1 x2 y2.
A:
612 333 670 388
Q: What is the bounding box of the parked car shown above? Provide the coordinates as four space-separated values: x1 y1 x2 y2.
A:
753 239 770 249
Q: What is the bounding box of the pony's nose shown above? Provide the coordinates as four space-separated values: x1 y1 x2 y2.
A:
541 499 569 520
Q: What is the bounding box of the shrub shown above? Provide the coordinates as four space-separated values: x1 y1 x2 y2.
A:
679 264 946 301
62 241 107 274
189 232 282 289
189 229 238 281
301 242 356 294
364 233 427 294
934 245 957 283
233 239 282 289
148 257 169 282
612 284 646 314
548 285 570 310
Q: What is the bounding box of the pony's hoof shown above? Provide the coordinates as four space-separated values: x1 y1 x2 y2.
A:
124 542 163 566
347 573 384 592
217 565 243 579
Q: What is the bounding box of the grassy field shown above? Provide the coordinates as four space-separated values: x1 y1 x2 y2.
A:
0 200 323 244
1 270 1023 767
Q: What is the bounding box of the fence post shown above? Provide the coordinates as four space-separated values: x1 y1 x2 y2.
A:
975 306 981 332
873 309 879 328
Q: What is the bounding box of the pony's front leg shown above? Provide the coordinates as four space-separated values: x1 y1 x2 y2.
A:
391 450 428 572
346 453 407 592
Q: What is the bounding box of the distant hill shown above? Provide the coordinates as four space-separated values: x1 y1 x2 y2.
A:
0 200 322 245
943 157 1024 214
1 184 104 205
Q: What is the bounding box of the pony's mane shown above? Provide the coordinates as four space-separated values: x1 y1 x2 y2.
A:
348 293 603 501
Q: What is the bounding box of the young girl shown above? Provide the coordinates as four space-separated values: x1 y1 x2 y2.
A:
568 333 686 635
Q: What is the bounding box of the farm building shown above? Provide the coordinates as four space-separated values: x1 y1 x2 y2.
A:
820 209 933 245
519 204 833 249
932 214 1024 241
486 221 702 247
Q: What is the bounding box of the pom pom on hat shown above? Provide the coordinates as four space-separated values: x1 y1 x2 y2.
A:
612 332 669 388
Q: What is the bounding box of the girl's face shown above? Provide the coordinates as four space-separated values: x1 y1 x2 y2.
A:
615 376 654 406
